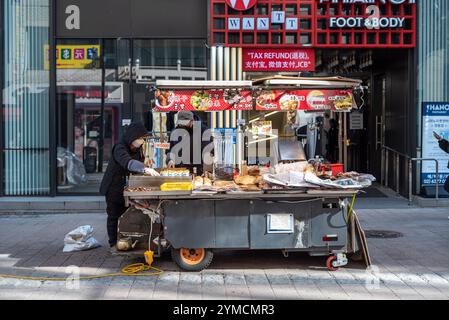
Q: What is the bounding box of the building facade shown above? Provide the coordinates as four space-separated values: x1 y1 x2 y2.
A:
0 0 448 197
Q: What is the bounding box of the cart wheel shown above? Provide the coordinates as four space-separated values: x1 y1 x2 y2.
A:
326 255 339 272
171 248 213 272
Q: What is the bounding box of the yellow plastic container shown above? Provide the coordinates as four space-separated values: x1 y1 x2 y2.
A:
160 182 193 191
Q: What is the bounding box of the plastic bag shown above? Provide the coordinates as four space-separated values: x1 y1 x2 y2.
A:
274 161 308 174
303 172 375 189
57 147 88 186
263 172 317 188
63 225 101 252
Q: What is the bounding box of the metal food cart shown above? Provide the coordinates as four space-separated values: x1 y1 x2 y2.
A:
117 77 366 272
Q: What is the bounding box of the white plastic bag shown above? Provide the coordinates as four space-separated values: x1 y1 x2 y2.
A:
57 147 88 186
63 225 101 252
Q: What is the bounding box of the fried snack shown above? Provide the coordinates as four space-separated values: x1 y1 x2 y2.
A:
125 187 155 192
247 166 260 176
193 176 204 189
304 165 315 173
239 184 261 191
194 176 203 183
213 180 237 188
255 175 264 184
203 177 212 187
234 175 258 185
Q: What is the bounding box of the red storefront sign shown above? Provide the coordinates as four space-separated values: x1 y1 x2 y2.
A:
154 89 254 112
255 89 354 112
210 0 416 48
243 48 315 72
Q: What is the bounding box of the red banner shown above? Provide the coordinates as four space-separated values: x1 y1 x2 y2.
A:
154 89 254 112
243 49 315 72
255 89 354 112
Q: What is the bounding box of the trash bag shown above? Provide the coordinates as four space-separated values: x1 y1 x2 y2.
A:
57 147 88 186
63 225 101 252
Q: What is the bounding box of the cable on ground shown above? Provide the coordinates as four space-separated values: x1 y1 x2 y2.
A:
0 263 163 282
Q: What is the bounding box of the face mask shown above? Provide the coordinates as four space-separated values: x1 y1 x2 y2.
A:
131 138 145 148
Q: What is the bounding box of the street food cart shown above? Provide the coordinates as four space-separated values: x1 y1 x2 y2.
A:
118 77 371 272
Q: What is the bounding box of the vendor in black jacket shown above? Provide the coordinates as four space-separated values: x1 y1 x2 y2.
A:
166 111 210 175
434 131 449 193
100 122 159 249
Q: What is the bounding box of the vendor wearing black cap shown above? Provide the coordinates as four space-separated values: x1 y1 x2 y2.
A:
100 122 159 250
167 111 208 175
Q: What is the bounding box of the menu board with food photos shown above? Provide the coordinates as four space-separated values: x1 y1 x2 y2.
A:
255 89 354 112
153 88 355 112
154 89 254 112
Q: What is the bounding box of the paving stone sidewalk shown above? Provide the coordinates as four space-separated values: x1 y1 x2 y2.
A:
1 205 449 300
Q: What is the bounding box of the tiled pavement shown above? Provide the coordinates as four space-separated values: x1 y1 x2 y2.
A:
1 201 449 300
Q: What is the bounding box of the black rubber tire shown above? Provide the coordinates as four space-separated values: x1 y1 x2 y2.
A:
171 248 214 272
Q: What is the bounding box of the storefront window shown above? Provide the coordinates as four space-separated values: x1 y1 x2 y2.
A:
2 0 50 195
418 1 449 191
55 38 207 194
56 39 131 194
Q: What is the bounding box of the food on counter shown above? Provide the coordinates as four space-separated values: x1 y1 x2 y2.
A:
193 176 204 189
234 174 266 193
234 175 258 185
274 161 308 174
247 166 260 176
213 180 238 189
204 171 214 180
160 168 190 177
238 184 261 192
258 181 270 190
193 176 215 190
124 187 156 193
304 164 316 174
203 177 212 187
190 91 211 111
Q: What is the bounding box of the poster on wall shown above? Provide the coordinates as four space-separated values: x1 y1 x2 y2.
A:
255 89 355 112
242 49 315 72
153 89 254 112
44 45 101 70
421 102 449 186
251 121 273 136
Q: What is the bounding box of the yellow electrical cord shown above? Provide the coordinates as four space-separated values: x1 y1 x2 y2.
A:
346 193 357 224
0 263 163 282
